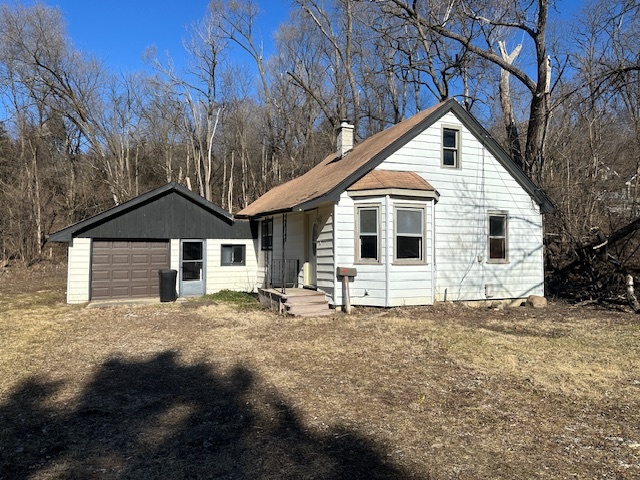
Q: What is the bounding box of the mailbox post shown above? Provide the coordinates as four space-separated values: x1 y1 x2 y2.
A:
336 266 357 314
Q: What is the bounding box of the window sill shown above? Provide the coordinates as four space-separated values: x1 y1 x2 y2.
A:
487 259 509 264
393 260 427 266
355 260 381 265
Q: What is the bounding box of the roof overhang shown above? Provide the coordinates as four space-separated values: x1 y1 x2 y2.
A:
347 188 440 200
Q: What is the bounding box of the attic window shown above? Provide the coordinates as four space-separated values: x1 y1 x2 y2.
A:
442 127 460 168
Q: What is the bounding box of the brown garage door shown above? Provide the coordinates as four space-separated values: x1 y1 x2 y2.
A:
91 241 170 300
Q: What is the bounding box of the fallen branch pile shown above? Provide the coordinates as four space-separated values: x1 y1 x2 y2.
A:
547 216 640 311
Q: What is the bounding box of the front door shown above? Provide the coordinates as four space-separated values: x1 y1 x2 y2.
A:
180 240 205 296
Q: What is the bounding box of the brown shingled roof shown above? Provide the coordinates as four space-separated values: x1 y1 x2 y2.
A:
236 101 448 217
347 170 435 192
236 99 554 217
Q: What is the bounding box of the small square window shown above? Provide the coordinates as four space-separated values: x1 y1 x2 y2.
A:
442 127 459 168
222 245 246 266
488 213 508 262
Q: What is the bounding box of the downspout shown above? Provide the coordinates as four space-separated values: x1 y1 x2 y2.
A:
385 195 391 307
431 200 436 304
333 203 337 306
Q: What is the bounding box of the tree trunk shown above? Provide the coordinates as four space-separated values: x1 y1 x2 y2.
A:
498 41 524 170
626 275 640 313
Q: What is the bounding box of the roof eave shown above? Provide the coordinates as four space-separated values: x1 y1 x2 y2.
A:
235 206 295 219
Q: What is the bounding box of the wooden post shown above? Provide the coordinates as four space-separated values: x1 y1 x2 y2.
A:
343 275 351 314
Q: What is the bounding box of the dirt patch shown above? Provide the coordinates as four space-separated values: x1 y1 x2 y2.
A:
1 266 640 478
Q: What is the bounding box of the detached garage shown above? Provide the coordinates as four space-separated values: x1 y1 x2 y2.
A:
49 183 258 304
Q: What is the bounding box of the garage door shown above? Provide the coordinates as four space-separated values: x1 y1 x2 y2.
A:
91 241 170 300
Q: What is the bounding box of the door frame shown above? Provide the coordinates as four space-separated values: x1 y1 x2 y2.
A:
179 239 206 296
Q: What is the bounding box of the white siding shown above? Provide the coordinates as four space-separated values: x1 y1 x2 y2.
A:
315 204 335 303
380 111 544 301
333 193 435 307
249 236 263 289
387 198 434 306
170 239 181 296
66 238 91 303
170 239 180 271
206 239 260 293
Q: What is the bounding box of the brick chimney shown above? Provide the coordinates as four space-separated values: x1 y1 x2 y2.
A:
336 120 354 157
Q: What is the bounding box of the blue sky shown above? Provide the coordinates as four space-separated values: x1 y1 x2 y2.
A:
43 0 292 72
42 0 584 74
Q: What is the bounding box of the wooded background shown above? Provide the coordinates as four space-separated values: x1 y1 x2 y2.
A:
0 0 638 301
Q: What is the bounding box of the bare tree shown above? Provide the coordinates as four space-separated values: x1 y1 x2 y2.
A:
209 0 281 190
148 11 227 201
377 0 555 181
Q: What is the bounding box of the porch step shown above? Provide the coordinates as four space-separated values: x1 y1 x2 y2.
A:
283 294 328 306
285 303 333 317
284 289 332 317
259 287 333 317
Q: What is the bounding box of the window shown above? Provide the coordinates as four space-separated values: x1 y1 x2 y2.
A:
261 218 273 251
395 207 424 261
357 207 379 262
488 213 508 262
221 244 246 266
442 127 459 168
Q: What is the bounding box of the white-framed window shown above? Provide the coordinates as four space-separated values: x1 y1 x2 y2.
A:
488 212 508 262
442 126 460 168
394 206 425 262
356 206 380 263
221 244 246 266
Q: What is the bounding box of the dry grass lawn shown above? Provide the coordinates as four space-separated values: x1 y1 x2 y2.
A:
1 263 640 479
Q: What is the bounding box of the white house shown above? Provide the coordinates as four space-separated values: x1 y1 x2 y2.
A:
237 99 553 309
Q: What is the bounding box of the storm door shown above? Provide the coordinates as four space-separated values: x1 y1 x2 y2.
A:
180 240 205 296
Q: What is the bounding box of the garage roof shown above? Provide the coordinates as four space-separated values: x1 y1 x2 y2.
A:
49 182 253 242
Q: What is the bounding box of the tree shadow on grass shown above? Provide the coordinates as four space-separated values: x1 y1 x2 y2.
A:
0 351 416 479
